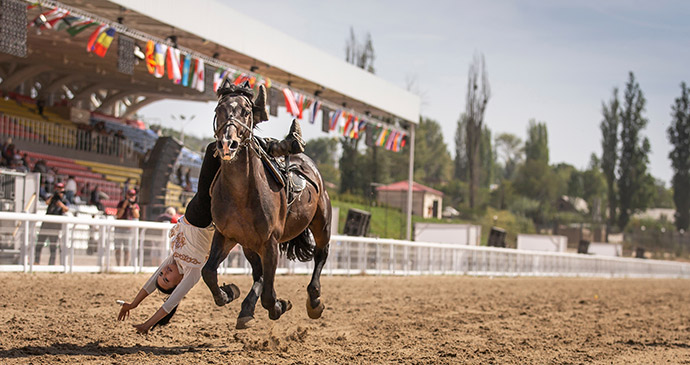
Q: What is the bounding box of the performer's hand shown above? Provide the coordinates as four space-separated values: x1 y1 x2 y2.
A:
118 303 135 321
133 322 150 334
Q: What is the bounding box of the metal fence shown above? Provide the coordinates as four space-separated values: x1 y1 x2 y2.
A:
0 212 688 279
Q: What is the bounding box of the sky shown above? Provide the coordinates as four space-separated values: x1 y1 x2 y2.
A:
139 0 690 185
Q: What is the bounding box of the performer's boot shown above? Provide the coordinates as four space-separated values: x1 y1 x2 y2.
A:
266 119 305 157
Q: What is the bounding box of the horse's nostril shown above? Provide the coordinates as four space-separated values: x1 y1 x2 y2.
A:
230 140 239 149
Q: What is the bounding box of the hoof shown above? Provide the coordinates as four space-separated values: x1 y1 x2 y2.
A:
279 299 293 313
220 283 240 303
306 297 325 319
236 316 255 329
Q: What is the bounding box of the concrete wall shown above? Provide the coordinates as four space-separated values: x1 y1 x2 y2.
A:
414 223 480 245
517 234 568 253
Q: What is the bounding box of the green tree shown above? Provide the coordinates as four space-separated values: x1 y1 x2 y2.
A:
414 117 452 186
304 137 340 187
463 53 491 208
600 87 620 241
454 113 468 181
667 82 690 231
479 126 495 188
617 72 653 230
513 121 556 225
494 132 523 180
582 154 607 223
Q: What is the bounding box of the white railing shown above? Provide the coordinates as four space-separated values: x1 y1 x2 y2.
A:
0 212 688 279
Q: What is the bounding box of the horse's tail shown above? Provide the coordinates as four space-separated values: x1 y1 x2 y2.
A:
280 229 314 262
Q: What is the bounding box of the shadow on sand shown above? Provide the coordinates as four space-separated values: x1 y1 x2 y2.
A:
0 341 215 359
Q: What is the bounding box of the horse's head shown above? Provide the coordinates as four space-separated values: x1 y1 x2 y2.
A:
213 81 269 161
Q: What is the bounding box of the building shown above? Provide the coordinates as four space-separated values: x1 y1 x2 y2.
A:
376 181 443 219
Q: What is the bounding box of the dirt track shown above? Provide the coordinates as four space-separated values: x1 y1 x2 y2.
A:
0 273 688 364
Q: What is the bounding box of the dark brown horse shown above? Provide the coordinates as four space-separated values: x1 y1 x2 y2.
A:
201 82 332 329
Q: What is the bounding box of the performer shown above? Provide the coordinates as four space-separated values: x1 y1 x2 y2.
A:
117 85 304 334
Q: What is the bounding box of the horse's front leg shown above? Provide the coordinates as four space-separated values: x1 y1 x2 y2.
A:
202 231 239 306
261 238 292 320
236 247 263 329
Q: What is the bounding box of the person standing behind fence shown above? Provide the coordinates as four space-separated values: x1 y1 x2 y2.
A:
34 182 69 265
115 189 139 266
64 175 77 204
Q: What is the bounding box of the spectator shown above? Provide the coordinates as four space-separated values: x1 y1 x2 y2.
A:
90 185 105 211
115 189 140 266
34 182 69 265
21 153 31 170
184 168 192 192
155 206 179 223
122 178 134 198
64 175 77 204
176 166 183 186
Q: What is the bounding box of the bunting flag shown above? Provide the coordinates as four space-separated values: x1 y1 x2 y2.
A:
212 68 225 91
181 54 191 87
385 131 397 150
166 47 182 82
66 20 96 36
30 8 69 29
294 92 306 119
309 100 321 124
329 109 342 131
342 113 353 137
53 14 82 31
191 58 205 92
282 88 298 117
376 128 389 146
145 40 156 75
400 135 407 149
85 24 107 52
263 77 272 89
153 43 166 78
92 27 115 57
351 119 366 139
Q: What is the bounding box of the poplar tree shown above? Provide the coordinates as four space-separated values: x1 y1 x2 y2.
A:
667 82 690 231
617 72 653 230
600 88 619 241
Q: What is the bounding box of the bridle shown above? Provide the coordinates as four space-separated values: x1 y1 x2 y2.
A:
213 94 256 156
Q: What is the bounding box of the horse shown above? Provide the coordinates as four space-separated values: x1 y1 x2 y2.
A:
201 82 332 329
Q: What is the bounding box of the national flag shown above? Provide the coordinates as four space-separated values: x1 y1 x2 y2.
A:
342 114 353 137
386 131 398 150
212 68 223 91
65 20 96 36
30 8 69 29
85 24 107 52
181 54 192 87
295 92 306 119
309 100 321 124
329 109 343 131
92 27 115 57
376 128 389 146
145 40 156 75
400 134 407 149
53 15 81 31
191 58 205 92
166 47 182 82
153 43 166 78
282 88 298 117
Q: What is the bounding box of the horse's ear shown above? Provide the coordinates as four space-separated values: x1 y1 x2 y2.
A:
253 84 269 123
217 76 233 98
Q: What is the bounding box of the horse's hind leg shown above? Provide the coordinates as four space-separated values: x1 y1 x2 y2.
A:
236 247 263 329
306 192 332 319
202 231 239 306
260 238 292 320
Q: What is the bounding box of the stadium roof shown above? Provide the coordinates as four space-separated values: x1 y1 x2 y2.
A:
9 0 420 125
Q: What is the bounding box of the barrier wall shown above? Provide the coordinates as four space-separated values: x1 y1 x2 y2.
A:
0 212 688 279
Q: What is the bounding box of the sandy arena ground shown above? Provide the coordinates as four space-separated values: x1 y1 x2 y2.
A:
0 273 688 364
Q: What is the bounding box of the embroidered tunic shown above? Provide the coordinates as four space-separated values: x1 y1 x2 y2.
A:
142 217 214 313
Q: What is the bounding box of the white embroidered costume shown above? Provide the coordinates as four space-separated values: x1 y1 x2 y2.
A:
143 217 214 313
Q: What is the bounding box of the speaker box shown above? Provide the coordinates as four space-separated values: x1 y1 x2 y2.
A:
577 240 590 254
343 208 371 237
139 137 182 220
487 226 506 248
635 247 646 259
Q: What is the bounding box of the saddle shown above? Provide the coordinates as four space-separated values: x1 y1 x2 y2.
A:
253 137 316 207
